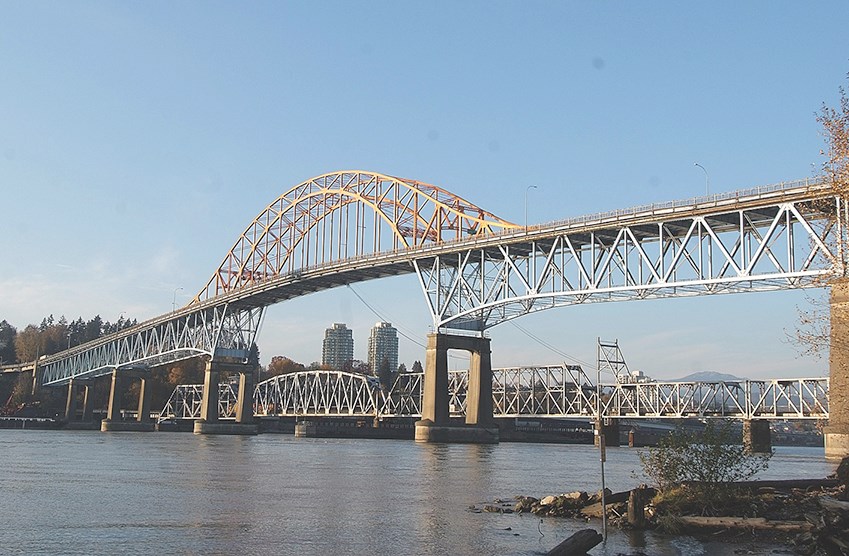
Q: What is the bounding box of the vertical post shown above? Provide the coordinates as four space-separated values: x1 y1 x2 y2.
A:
82 383 94 421
136 377 151 423
105 369 123 422
465 337 493 426
64 378 77 422
422 334 449 424
199 361 220 423
827 279 849 459
235 370 255 424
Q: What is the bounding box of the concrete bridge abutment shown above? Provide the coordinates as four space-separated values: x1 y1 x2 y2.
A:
101 369 155 432
193 360 258 435
826 280 849 459
415 333 499 444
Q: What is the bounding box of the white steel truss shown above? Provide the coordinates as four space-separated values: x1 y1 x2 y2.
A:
159 383 239 421
164 367 829 421
415 178 845 330
40 305 264 386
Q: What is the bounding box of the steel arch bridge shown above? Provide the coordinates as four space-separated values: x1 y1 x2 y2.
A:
158 366 830 422
10 170 844 388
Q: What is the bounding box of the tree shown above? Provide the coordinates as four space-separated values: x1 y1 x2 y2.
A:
791 74 849 356
639 420 772 490
378 358 396 392
266 356 305 377
0 320 17 364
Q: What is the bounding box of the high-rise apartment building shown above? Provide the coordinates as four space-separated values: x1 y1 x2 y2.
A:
367 321 398 374
322 323 354 370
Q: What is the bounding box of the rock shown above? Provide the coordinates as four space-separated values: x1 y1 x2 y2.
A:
540 495 557 506
513 496 539 513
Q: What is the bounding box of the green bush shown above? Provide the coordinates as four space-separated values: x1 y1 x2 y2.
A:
639 420 773 490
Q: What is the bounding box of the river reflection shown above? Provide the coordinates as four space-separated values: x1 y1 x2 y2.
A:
0 430 838 555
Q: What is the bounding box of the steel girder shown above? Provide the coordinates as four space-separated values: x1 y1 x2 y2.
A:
162 368 829 421
601 378 830 420
159 383 239 422
414 178 844 331
40 305 264 386
254 370 382 417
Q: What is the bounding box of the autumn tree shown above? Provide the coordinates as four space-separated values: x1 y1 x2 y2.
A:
0 320 16 364
792 74 849 356
265 356 305 377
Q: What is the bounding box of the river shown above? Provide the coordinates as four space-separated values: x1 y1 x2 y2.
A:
0 430 838 555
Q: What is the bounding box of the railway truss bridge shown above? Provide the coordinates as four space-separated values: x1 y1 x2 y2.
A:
2 171 846 454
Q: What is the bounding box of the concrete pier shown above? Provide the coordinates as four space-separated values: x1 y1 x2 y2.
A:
193 361 258 435
415 333 499 443
101 369 155 432
594 419 621 448
826 279 849 459
743 419 772 453
64 378 78 422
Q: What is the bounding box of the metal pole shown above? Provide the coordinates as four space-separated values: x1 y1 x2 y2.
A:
694 162 709 196
597 365 608 541
525 185 537 231
172 287 183 312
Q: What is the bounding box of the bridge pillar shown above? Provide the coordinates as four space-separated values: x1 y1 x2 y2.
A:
81 383 94 421
235 370 255 424
101 369 155 432
30 365 42 397
64 378 78 421
136 377 151 423
415 333 499 444
743 419 772 453
194 361 258 435
826 279 849 459
594 419 621 448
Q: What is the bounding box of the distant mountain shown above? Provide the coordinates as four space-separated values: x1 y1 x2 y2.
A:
669 371 745 382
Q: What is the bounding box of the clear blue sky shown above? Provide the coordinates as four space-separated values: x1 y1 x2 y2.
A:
1 1 847 379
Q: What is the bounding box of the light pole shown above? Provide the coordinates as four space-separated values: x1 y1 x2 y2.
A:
172 287 183 312
694 162 709 196
597 364 608 542
524 185 538 231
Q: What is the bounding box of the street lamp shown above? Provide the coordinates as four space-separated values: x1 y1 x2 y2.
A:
597 364 608 541
524 185 538 231
173 287 183 312
694 162 709 196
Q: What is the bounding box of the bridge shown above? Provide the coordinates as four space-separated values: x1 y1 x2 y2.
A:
2 170 847 455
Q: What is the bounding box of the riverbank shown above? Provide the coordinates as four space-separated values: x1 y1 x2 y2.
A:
493 461 849 555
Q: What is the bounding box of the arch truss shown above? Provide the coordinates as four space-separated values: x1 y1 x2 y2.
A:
196 171 517 301
414 178 846 331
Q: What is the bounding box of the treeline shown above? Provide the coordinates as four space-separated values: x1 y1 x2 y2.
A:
0 314 137 365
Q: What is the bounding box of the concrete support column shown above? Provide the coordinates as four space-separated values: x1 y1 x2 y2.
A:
136 377 151 423
105 369 123 422
81 384 94 421
199 361 220 423
416 333 498 443
827 279 849 459
595 419 621 447
465 337 493 426
422 334 450 425
30 365 42 397
235 370 254 424
64 379 78 421
743 419 772 453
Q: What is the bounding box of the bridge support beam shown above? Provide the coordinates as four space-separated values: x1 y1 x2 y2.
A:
101 369 155 432
826 279 849 459
743 419 772 453
194 361 258 435
64 378 78 422
81 383 94 422
594 419 620 448
415 333 499 444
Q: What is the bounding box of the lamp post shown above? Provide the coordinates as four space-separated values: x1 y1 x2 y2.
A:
597 365 608 541
172 287 183 313
524 185 538 231
694 162 709 196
